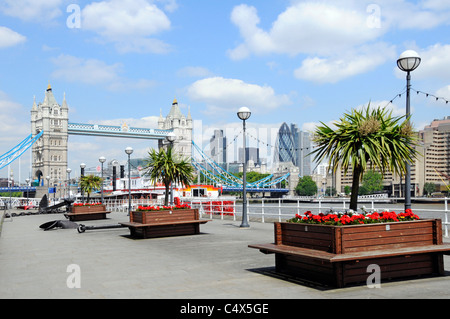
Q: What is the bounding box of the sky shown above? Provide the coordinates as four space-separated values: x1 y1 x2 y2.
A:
0 0 450 183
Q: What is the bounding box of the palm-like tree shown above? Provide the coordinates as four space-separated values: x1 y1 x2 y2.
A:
79 175 102 203
144 147 194 206
310 104 419 211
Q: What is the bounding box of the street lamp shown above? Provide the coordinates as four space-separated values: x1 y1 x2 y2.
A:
125 147 133 215
397 50 421 211
46 175 50 203
99 156 106 204
66 168 72 199
166 132 176 206
25 178 30 205
80 163 86 203
237 106 251 228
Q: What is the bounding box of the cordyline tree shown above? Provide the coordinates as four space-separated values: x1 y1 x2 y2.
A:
309 104 419 211
144 147 194 206
79 175 102 203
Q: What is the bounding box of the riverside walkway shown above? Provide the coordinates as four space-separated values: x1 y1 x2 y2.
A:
1 210 450 299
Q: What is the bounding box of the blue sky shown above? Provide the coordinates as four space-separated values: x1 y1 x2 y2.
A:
1 0 450 182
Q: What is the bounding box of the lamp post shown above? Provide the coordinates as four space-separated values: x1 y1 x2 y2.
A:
25 178 30 205
46 175 50 203
397 50 421 211
66 168 72 199
99 156 106 204
125 147 133 215
80 163 86 203
237 106 251 228
166 132 176 206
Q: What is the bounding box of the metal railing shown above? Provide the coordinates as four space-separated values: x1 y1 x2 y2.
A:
182 197 450 238
2 195 449 237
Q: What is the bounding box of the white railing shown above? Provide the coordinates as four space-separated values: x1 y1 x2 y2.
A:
4 195 449 237
0 197 41 209
184 197 450 238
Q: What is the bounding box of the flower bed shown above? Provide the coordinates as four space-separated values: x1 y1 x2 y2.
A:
249 209 450 287
136 197 191 212
136 203 191 212
287 209 420 226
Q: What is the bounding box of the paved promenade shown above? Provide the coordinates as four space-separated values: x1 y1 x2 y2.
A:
1 210 450 299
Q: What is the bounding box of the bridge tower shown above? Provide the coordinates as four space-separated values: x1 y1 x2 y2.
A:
30 84 69 186
158 98 193 160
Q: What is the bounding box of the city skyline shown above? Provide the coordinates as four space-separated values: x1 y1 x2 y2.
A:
0 1 450 182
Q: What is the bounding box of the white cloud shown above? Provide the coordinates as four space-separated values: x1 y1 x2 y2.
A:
397 44 450 82
228 2 384 60
436 86 450 101
229 1 450 83
0 26 26 48
81 0 172 54
90 116 160 130
295 43 396 83
380 0 450 30
0 0 62 22
186 77 291 115
155 0 178 12
50 54 156 91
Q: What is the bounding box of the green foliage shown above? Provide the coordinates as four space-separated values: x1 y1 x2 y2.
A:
79 175 102 202
423 182 436 197
344 186 351 195
361 170 384 195
233 172 272 183
310 104 419 210
295 176 317 196
144 147 194 206
0 192 22 197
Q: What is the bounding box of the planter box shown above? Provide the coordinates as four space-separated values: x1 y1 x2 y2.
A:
71 205 107 214
67 204 110 221
130 209 199 224
123 209 208 239
275 219 443 253
250 219 450 287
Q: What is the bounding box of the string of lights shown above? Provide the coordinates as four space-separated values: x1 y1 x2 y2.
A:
205 129 243 160
246 131 311 153
201 88 448 161
412 88 450 105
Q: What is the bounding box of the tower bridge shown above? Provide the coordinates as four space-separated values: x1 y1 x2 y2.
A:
1 83 293 196
68 122 172 140
30 84 192 186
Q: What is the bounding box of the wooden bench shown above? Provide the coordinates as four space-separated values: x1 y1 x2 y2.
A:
65 204 111 222
119 208 210 239
249 219 450 288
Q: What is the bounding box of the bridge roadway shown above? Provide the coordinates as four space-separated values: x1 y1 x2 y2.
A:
68 122 172 140
222 187 289 193
1 209 450 301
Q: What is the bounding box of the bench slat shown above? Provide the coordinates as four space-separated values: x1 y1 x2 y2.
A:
249 243 450 263
120 220 210 228
66 211 111 216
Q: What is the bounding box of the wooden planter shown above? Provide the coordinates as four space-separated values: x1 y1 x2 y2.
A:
250 219 450 287
71 205 107 214
274 219 443 253
66 205 110 221
130 209 199 224
123 209 208 239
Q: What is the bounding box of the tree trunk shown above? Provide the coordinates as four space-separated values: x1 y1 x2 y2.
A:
350 165 362 211
164 183 170 206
